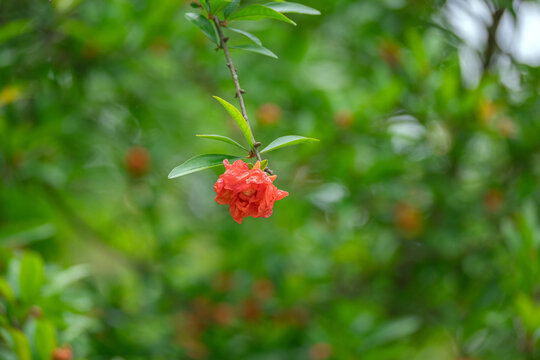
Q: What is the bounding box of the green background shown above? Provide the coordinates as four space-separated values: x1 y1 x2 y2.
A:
2 0 540 359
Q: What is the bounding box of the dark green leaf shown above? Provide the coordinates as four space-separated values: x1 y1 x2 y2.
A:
196 134 248 151
228 27 262 45
168 154 243 179
260 135 319 153
19 252 44 304
223 0 240 18
185 12 219 44
264 2 320 15
213 96 254 148
230 44 278 59
228 5 296 25
35 320 57 360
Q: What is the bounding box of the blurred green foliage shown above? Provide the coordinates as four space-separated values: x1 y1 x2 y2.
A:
2 0 540 359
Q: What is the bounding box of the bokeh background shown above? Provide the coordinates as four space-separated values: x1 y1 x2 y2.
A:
2 0 540 359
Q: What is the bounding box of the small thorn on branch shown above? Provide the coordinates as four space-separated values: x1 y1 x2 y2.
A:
254 142 261 148
223 37 229 43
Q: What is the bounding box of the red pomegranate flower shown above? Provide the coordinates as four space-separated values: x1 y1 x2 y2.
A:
214 160 289 224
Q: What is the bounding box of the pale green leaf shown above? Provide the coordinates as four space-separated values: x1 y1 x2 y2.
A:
228 27 262 45
196 134 248 151
185 12 219 44
19 252 44 304
230 44 278 59
260 135 319 154
43 264 91 296
264 2 320 15
168 154 243 179
213 96 254 147
228 5 296 25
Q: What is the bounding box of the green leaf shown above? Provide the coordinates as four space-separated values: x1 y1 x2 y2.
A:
228 27 262 45
228 5 296 25
185 12 219 44
199 0 209 12
213 96 254 148
209 0 231 14
0 223 55 247
196 134 248 151
223 0 240 18
168 154 243 179
259 159 268 170
10 328 31 360
229 44 278 59
35 320 57 360
0 278 15 303
0 20 33 45
260 135 319 154
43 264 91 296
19 252 44 304
264 2 320 15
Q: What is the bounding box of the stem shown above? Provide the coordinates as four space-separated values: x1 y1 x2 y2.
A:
212 16 274 175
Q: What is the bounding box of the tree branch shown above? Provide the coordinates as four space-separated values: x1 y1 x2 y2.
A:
482 8 504 73
212 16 274 175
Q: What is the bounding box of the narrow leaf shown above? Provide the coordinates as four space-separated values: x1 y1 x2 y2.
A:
168 154 243 179
185 12 219 44
230 44 278 59
199 0 209 12
228 5 296 25
35 320 57 360
209 0 232 14
223 0 240 18
19 252 44 304
213 96 254 147
260 135 319 154
228 27 262 45
10 328 31 360
0 278 15 303
196 134 248 151
264 2 320 15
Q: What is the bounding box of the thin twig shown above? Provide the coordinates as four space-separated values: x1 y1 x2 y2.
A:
212 16 274 175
